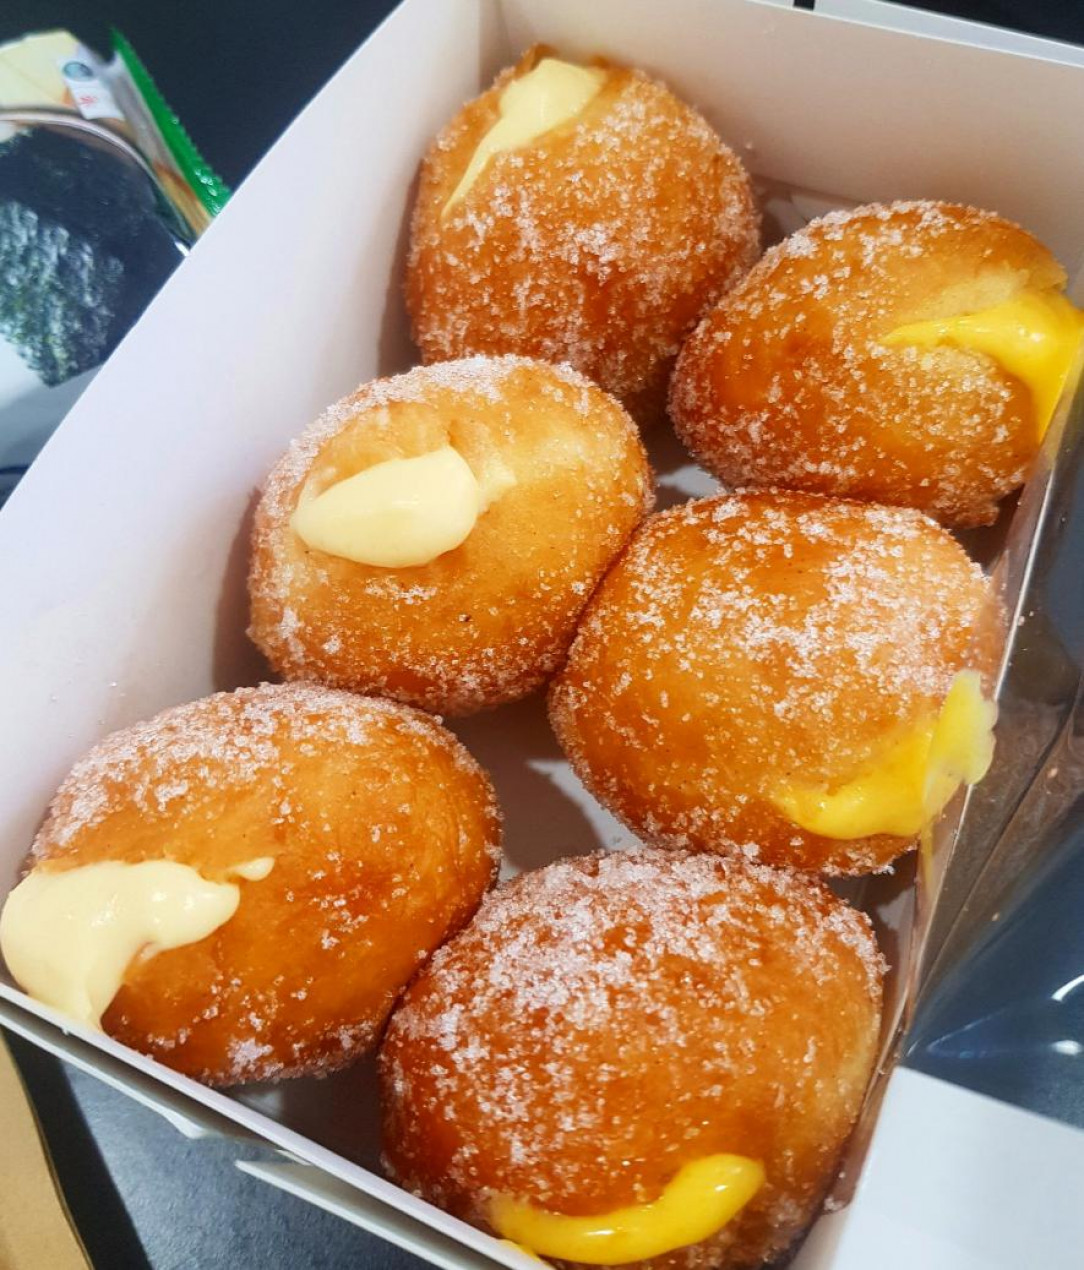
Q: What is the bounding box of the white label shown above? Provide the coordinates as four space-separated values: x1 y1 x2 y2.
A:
58 53 123 121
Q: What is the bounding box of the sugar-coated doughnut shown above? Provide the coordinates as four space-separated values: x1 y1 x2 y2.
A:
671 200 1084 527
549 491 1000 875
0 683 500 1086
248 356 652 715
380 848 884 1269
407 48 760 424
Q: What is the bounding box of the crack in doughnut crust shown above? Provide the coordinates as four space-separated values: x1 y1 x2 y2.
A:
380 848 885 1270
26 683 502 1086
407 49 760 425
670 200 1067 526
549 490 1001 875
248 356 654 716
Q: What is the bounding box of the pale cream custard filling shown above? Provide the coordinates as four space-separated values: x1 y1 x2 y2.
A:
444 57 605 215
0 857 274 1029
291 445 515 568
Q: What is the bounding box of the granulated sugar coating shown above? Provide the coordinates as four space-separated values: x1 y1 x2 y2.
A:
549 490 1001 875
670 200 1068 526
380 848 884 1270
26 682 501 1086
407 49 760 425
248 356 653 715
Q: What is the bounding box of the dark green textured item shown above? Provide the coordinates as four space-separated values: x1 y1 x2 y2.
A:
0 197 121 386
111 28 231 217
0 128 183 385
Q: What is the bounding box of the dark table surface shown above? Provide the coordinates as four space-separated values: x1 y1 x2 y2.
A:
3 1 1084 1267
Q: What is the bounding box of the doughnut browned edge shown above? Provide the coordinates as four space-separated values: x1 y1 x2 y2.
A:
248 356 653 715
671 200 1066 527
549 490 1001 875
407 47 761 424
380 848 885 1269
20 682 501 1086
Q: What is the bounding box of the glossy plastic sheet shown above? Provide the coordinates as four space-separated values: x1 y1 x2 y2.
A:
908 388 1084 1127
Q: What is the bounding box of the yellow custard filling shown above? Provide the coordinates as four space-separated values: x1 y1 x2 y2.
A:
772 670 997 840
291 445 515 568
883 289 1084 438
444 57 605 215
0 857 273 1028
490 1154 764 1265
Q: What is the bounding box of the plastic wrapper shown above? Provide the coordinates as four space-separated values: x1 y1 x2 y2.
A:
802 235 1084 1201
0 30 226 502
907 382 1084 1130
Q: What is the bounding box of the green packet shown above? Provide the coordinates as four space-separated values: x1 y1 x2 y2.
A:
0 28 228 233
0 30 229 500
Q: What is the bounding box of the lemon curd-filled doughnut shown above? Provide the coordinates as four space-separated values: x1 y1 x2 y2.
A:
407 48 760 424
380 849 885 1269
550 491 1000 875
249 357 652 715
0 683 500 1086
671 201 1084 526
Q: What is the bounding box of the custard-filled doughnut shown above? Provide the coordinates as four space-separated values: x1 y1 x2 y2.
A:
549 491 1000 875
407 48 760 424
0 683 500 1085
381 848 884 1269
670 201 1084 527
248 357 652 715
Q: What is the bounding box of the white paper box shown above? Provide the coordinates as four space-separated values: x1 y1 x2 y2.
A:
3 1 1084 1266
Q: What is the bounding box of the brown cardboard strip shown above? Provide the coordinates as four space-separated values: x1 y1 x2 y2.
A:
0 1035 91 1270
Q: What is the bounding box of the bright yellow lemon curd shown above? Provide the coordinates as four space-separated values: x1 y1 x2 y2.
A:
883 289 1084 438
490 1154 765 1265
772 670 997 841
